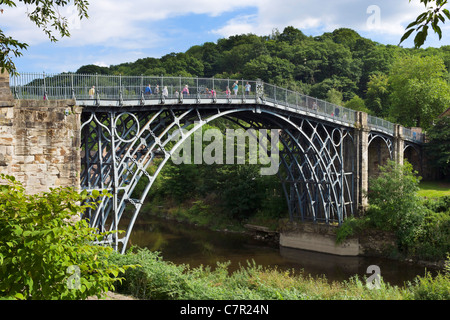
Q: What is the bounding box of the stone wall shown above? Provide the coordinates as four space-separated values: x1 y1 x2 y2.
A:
279 221 397 257
0 71 82 194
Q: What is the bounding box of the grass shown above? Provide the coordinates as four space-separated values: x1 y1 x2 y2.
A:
109 247 450 300
418 181 450 198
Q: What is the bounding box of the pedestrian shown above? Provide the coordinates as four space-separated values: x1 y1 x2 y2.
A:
163 86 168 98
232 81 238 96
210 88 216 98
145 84 152 95
225 86 230 98
245 82 251 96
155 84 160 96
182 85 189 97
334 107 340 117
89 86 95 99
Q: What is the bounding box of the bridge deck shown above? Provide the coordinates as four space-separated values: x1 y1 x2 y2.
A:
10 72 424 144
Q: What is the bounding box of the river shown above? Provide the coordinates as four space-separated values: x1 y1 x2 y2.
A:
128 215 438 287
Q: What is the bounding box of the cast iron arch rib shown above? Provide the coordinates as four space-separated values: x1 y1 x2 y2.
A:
81 106 355 253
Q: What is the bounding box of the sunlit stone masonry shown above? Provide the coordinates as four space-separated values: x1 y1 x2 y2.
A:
0 71 82 194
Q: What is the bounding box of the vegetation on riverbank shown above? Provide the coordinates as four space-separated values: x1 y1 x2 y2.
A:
0 174 132 300
109 246 450 300
1 170 449 300
336 161 450 262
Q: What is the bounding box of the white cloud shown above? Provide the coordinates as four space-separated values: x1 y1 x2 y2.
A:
211 14 259 37
6 0 450 73
2 0 439 49
212 0 430 39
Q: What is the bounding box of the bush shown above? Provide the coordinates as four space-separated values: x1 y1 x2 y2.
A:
366 160 423 230
0 174 130 300
414 209 450 260
338 161 450 260
424 196 450 213
108 247 190 300
110 247 450 300
364 161 426 253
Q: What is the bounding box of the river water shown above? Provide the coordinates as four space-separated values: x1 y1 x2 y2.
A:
128 215 438 287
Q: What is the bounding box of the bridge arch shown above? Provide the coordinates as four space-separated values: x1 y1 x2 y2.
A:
404 142 422 175
368 132 394 180
80 105 355 253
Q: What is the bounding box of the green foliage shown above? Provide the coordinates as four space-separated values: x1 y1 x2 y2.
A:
408 271 450 300
336 217 368 244
365 161 427 252
110 247 450 300
425 116 450 177
108 248 189 300
326 88 343 105
366 160 423 229
401 0 450 48
344 94 371 113
387 54 450 129
337 161 450 260
0 174 131 300
413 208 450 260
365 73 390 117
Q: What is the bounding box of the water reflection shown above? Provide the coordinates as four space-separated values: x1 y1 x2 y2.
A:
128 216 437 287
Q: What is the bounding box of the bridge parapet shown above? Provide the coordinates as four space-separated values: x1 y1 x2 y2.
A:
0 71 81 193
9 72 425 138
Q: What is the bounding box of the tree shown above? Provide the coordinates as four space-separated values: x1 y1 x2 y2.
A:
278 26 307 45
388 54 450 129
326 88 343 105
401 0 450 48
425 116 450 178
0 0 89 74
365 73 390 117
344 95 371 113
76 64 110 75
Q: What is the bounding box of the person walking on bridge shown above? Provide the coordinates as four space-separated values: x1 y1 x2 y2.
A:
89 86 95 99
145 84 152 95
232 81 238 96
245 82 251 96
182 85 189 97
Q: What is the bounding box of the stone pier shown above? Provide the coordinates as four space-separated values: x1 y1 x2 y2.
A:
0 71 82 194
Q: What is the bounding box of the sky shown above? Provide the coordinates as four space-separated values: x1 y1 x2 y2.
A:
3 0 450 74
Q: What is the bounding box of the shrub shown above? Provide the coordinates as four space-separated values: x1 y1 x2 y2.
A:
365 161 425 252
108 247 190 299
0 174 130 300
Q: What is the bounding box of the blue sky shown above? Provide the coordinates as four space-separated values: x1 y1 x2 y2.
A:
4 0 450 74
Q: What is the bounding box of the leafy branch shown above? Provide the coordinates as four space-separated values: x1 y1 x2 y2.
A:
400 0 450 48
0 0 89 74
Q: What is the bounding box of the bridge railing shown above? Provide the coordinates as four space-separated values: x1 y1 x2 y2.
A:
9 72 261 101
10 72 423 141
367 115 395 135
262 83 356 125
403 127 425 143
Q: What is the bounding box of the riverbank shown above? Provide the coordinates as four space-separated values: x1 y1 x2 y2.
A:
108 246 450 300
108 211 450 300
129 203 447 272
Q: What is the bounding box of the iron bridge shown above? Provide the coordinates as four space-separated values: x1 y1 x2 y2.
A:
11 73 425 253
